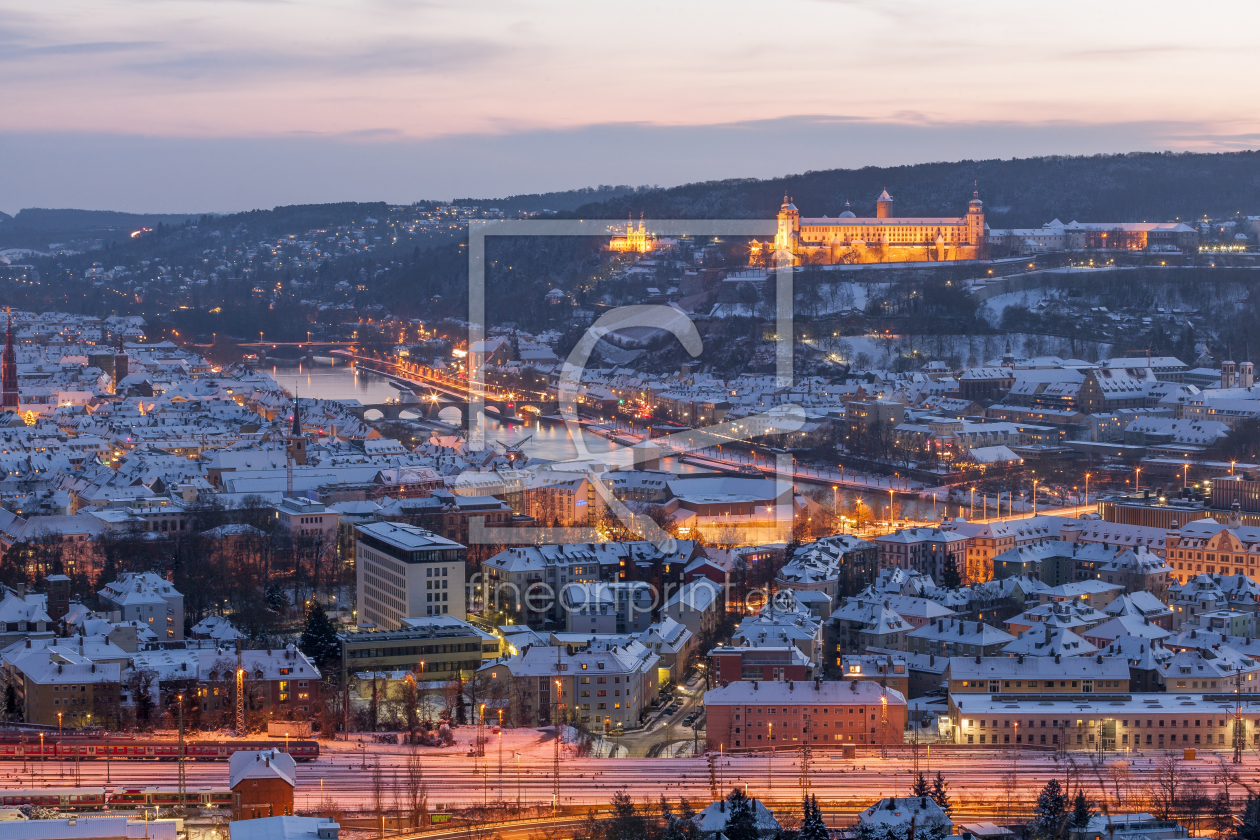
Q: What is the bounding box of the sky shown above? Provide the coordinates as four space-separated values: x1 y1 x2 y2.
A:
1 0 1258 214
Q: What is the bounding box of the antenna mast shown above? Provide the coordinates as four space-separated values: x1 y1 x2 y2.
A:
236 647 246 735
177 693 186 807
800 711 812 797
1235 664 1245 764
553 645 563 815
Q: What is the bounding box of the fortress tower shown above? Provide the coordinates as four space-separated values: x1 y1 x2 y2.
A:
876 189 894 219
967 190 985 246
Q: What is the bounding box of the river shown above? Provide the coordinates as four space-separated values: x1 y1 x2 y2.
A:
268 357 944 520
267 357 676 466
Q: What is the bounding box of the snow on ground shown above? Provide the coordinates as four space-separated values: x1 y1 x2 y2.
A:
828 331 1111 369
982 289 1046 321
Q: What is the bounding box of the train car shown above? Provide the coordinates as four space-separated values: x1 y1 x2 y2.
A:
0 735 319 762
0 738 57 759
108 787 235 808
0 788 107 809
218 739 320 762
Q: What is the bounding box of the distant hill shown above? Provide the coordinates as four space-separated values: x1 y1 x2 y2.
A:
568 151 1260 228
452 185 654 213
8 208 202 232
208 202 390 235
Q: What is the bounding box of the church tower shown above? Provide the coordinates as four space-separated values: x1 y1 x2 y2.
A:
774 195 800 261
113 335 129 395
1 309 18 410
286 397 307 466
967 190 985 246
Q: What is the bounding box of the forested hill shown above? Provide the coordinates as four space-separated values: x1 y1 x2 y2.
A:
452 185 654 213
568 151 1260 228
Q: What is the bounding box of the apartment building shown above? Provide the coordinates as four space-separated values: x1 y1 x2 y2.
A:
702 679 908 752
479 639 660 732
273 496 339 543
355 522 465 630
874 529 968 586
97 572 184 641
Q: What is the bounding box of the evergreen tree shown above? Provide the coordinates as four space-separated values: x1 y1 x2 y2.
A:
1211 792 1235 839
661 797 686 840
913 772 931 798
3 684 18 721
1030 779 1069 840
1071 790 1092 829
942 553 962 589
679 798 700 840
931 773 952 815
455 674 467 725
572 809 603 840
298 601 340 673
800 795 829 840
1237 795 1260 840
725 788 760 840
607 789 645 840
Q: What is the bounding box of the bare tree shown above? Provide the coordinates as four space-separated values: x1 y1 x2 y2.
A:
404 744 429 827
1150 752 1184 821
372 758 386 839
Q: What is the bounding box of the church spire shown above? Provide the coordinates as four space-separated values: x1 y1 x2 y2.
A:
287 394 307 466
1 308 18 410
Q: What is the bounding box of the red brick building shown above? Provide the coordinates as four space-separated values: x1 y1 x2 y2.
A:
229 748 296 820
710 645 812 683
702 679 907 752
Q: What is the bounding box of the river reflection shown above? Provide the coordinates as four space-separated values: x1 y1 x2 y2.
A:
267 357 944 518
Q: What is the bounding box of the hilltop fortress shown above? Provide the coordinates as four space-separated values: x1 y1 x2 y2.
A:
753 190 987 266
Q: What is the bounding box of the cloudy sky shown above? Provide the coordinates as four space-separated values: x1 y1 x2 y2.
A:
1 0 1257 213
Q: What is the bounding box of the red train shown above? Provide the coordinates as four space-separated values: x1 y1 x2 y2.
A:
0 735 319 762
0 787 236 810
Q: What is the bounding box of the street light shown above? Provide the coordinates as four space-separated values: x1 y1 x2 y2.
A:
1085 473 1091 508
761 720 771 790
480 702 488 806
1135 467 1141 492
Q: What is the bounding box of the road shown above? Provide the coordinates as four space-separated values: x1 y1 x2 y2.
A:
8 746 1260 818
610 678 708 757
